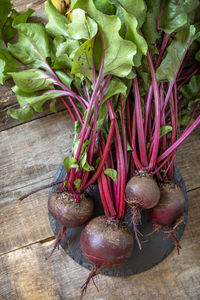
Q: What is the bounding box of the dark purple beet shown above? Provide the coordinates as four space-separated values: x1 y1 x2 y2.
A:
80 216 133 269
125 172 160 209
48 191 94 228
148 183 186 227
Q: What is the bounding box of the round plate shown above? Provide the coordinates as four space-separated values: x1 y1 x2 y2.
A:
48 164 188 276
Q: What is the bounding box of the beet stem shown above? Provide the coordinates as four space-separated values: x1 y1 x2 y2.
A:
18 180 63 201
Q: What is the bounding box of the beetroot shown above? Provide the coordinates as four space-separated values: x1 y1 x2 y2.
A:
125 172 160 209
148 183 186 254
48 191 94 227
125 172 160 249
48 191 94 257
148 183 185 226
80 216 133 295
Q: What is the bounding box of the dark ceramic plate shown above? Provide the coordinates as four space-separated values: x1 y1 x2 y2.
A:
48 164 188 276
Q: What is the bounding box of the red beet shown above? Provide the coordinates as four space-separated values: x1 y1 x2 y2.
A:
125 172 160 249
125 172 160 209
47 191 94 258
80 216 133 295
148 183 186 254
148 183 185 226
48 191 94 228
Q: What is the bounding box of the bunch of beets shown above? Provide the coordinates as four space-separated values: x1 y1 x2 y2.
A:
1 0 200 296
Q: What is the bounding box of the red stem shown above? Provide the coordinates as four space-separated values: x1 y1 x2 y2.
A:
133 76 148 167
147 51 160 171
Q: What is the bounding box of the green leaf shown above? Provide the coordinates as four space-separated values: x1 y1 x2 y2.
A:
12 8 34 26
7 105 34 121
8 23 52 71
71 36 95 82
63 157 79 172
195 49 200 61
102 77 127 103
53 36 80 59
156 26 196 82
142 0 161 46
9 69 56 93
72 0 136 78
122 8 147 55
94 0 116 15
0 49 23 84
109 0 146 27
45 0 97 40
14 90 65 113
180 114 191 126
180 74 200 99
160 0 200 34
49 99 57 112
45 0 70 37
160 126 172 138
53 54 73 69
55 70 73 88
104 168 118 183
67 9 98 40
95 157 101 168
0 0 12 28
188 98 200 110
74 178 82 192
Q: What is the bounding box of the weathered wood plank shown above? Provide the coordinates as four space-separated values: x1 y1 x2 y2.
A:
12 0 45 12
0 188 199 300
176 129 200 191
0 111 74 209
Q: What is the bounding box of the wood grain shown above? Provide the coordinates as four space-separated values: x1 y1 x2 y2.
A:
0 188 199 300
0 111 74 209
12 0 46 12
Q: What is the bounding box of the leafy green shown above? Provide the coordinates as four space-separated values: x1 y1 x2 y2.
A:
122 8 147 55
160 126 172 138
104 168 118 183
0 0 12 29
74 178 82 191
45 0 97 40
109 0 146 27
160 0 200 34
0 50 23 84
12 88 65 114
142 0 160 46
72 0 136 78
71 36 95 82
180 74 200 99
8 23 52 71
63 157 79 172
156 26 196 81
102 77 127 103
7 105 34 121
9 69 56 93
94 0 116 15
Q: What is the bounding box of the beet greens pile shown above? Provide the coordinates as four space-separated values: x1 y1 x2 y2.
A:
1 0 200 296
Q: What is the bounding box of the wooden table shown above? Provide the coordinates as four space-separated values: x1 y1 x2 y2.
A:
0 2 200 299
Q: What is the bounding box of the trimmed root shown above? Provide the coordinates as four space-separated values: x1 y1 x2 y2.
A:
163 214 185 255
80 265 103 299
148 214 184 254
130 205 143 250
46 225 69 259
146 224 162 236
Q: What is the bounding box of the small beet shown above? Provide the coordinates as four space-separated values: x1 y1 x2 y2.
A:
80 216 133 295
47 191 94 258
125 172 160 249
48 191 94 228
147 183 186 254
125 172 160 209
148 183 185 227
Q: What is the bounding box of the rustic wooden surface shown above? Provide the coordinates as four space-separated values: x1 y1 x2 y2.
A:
0 1 200 299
